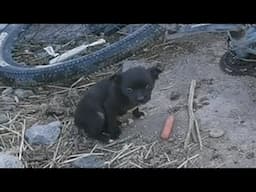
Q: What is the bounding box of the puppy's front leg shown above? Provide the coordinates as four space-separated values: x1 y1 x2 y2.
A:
104 104 121 140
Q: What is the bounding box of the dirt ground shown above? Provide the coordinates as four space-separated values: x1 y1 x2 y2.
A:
1 25 256 168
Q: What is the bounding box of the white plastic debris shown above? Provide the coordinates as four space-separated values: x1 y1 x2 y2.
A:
43 46 59 57
49 38 106 64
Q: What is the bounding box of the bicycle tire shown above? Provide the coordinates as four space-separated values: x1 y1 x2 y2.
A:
0 24 165 87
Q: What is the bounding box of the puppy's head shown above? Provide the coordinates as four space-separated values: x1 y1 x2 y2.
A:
110 66 162 105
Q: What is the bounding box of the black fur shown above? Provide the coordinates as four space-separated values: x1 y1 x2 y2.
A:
74 66 162 143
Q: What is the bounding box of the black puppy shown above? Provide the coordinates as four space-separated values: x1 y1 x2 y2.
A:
74 66 162 143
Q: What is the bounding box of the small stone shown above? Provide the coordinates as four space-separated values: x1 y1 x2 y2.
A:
127 118 134 125
246 152 254 159
46 106 65 116
25 121 62 145
201 101 210 106
209 129 225 138
0 153 24 168
14 89 34 99
170 92 180 101
198 96 209 103
240 120 245 124
168 105 181 113
72 156 106 168
0 114 8 124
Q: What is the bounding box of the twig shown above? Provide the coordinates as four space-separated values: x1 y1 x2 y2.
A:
164 153 170 162
71 76 85 88
158 160 178 168
115 160 129 168
90 144 98 153
160 85 174 91
105 143 133 166
184 80 202 149
129 161 142 168
146 54 159 60
0 135 7 149
56 144 74 164
184 80 196 148
104 135 137 148
177 154 200 168
3 111 22 126
76 82 96 89
0 125 20 138
18 119 26 160
49 134 63 168
144 141 157 159
95 71 115 77
96 147 118 153
194 117 203 150
60 153 104 164
118 146 143 160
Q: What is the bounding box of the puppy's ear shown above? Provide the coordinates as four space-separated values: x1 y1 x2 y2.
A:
148 66 163 80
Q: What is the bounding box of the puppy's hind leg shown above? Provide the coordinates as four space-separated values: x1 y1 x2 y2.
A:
75 110 110 143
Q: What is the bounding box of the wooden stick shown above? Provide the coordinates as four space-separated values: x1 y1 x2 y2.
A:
184 80 197 149
18 119 26 160
194 116 203 150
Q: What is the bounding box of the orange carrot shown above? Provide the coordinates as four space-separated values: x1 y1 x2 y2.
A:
160 115 175 140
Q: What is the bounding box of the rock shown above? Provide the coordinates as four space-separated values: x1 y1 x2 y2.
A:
72 156 106 168
209 129 225 138
25 121 62 145
170 91 180 101
14 89 34 99
2 87 13 96
0 153 24 168
0 114 8 124
246 152 254 159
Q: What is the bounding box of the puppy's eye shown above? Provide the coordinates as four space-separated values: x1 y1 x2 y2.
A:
127 88 133 93
146 84 151 89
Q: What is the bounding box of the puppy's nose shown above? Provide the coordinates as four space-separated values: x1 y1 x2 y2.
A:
137 96 145 102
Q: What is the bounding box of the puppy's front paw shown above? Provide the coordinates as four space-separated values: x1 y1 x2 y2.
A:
132 108 145 118
110 128 121 140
